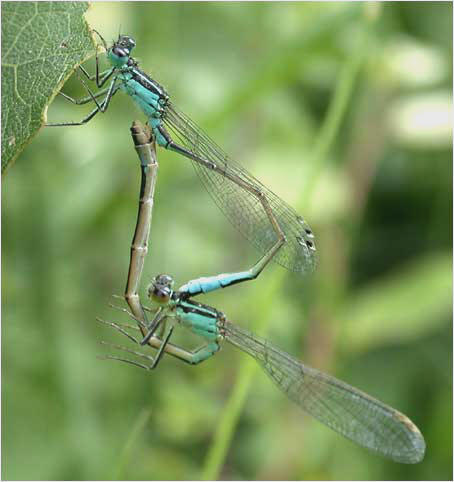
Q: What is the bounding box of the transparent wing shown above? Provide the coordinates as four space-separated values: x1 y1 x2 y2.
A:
163 103 317 275
222 320 425 464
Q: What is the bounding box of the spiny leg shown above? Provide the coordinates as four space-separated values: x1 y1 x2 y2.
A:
97 316 168 370
61 65 113 106
109 297 159 327
140 308 166 346
48 42 114 122
150 326 174 368
97 314 221 367
67 70 106 111
78 64 115 88
99 341 157 371
46 77 118 126
97 317 141 345
75 28 113 88
58 86 110 106
107 302 165 344
101 335 220 368
90 29 115 88
99 322 173 371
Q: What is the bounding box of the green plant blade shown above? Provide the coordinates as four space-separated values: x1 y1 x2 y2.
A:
1 1 93 174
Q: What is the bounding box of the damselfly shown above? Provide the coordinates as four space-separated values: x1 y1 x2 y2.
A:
101 124 424 464
47 32 316 277
99 269 425 464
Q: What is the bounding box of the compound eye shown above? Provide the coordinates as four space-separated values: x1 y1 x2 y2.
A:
152 287 171 303
161 274 173 284
155 274 174 286
112 46 128 57
118 35 135 50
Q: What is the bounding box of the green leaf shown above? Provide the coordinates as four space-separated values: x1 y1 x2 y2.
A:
1 1 94 174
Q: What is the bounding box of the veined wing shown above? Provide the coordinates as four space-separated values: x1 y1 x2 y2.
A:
163 103 317 275
222 319 425 463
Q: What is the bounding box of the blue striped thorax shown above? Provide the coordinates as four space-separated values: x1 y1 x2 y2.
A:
146 273 224 341
106 34 169 103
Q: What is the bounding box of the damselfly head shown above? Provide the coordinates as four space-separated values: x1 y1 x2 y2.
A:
108 35 136 67
113 35 136 56
148 274 174 304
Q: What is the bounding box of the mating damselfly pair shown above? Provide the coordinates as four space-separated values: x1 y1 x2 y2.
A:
48 32 425 464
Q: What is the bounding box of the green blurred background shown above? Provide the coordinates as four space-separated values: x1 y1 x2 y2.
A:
2 2 452 480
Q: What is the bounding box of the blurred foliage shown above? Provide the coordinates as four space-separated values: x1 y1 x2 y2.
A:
1 1 93 173
2 2 452 480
